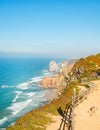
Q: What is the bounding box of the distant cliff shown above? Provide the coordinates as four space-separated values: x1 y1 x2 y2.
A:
39 54 100 88
39 59 76 89
49 60 59 72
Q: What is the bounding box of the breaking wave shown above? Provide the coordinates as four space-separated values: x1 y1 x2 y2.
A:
1 85 9 88
8 99 32 115
12 91 22 103
0 117 7 126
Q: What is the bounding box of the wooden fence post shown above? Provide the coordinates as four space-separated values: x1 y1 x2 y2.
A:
71 88 76 130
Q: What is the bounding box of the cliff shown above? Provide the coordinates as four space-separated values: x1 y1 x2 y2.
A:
71 53 100 81
49 60 59 72
39 74 67 89
39 54 100 89
39 59 76 89
7 53 100 130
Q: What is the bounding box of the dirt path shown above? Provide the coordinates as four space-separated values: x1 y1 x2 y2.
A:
46 115 62 130
46 80 100 130
74 80 100 130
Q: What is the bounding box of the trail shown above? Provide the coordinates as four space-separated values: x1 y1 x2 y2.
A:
46 80 100 130
74 80 100 130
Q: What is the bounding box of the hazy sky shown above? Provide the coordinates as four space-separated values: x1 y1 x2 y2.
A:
0 0 100 58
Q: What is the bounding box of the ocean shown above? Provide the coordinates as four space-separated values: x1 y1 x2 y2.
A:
0 57 61 129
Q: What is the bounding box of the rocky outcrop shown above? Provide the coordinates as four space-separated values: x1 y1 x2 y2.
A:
60 63 75 75
49 60 59 72
39 74 65 88
39 76 52 88
40 54 100 89
39 60 76 88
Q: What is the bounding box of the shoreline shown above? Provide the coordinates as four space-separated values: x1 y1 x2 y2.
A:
44 88 59 101
7 54 100 130
5 84 61 129
7 78 73 130
7 79 100 130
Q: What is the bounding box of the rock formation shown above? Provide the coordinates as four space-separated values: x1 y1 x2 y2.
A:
39 60 76 88
49 60 59 72
39 74 65 88
39 54 100 89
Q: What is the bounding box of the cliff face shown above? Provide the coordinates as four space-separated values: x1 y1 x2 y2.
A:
60 62 75 76
39 60 76 89
39 54 100 89
39 74 64 88
49 60 59 72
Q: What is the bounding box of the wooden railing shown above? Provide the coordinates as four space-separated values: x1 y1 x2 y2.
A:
58 82 95 130
73 83 95 106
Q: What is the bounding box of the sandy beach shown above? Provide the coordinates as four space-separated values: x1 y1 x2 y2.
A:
46 80 100 130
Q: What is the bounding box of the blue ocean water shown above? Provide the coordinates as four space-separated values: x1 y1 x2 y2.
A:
0 57 61 129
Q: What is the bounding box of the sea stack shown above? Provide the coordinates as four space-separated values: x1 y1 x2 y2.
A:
49 60 59 72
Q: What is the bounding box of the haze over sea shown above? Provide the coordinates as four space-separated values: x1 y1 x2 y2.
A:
0 56 62 129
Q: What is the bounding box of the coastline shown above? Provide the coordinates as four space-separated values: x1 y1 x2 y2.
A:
6 88 59 129
44 88 59 101
0 57 61 129
5 75 60 129
7 78 73 130
7 54 100 130
7 79 100 130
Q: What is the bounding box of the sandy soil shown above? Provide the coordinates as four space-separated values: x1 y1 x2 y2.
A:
46 115 62 130
46 80 100 130
74 80 100 130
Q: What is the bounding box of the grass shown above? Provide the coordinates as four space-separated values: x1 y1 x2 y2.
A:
7 82 77 130
73 53 100 72
7 53 100 130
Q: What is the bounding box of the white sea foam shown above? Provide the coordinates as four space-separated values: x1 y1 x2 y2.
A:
25 92 36 98
17 76 43 90
42 69 54 77
12 91 22 103
32 91 46 100
8 99 32 115
43 72 52 76
42 69 48 73
1 85 8 88
0 117 7 125
17 82 31 90
17 72 53 90
42 69 50 75
31 76 43 82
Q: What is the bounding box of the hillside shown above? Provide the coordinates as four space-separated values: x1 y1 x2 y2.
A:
7 53 100 130
71 53 100 80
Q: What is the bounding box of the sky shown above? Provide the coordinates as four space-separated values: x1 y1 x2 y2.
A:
0 0 100 58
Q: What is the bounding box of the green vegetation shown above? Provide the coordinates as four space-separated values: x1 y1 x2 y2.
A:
74 53 100 70
7 53 100 130
7 82 78 130
83 84 90 88
73 53 100 79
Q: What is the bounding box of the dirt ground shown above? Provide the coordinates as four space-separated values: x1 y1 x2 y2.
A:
46 80 100 130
